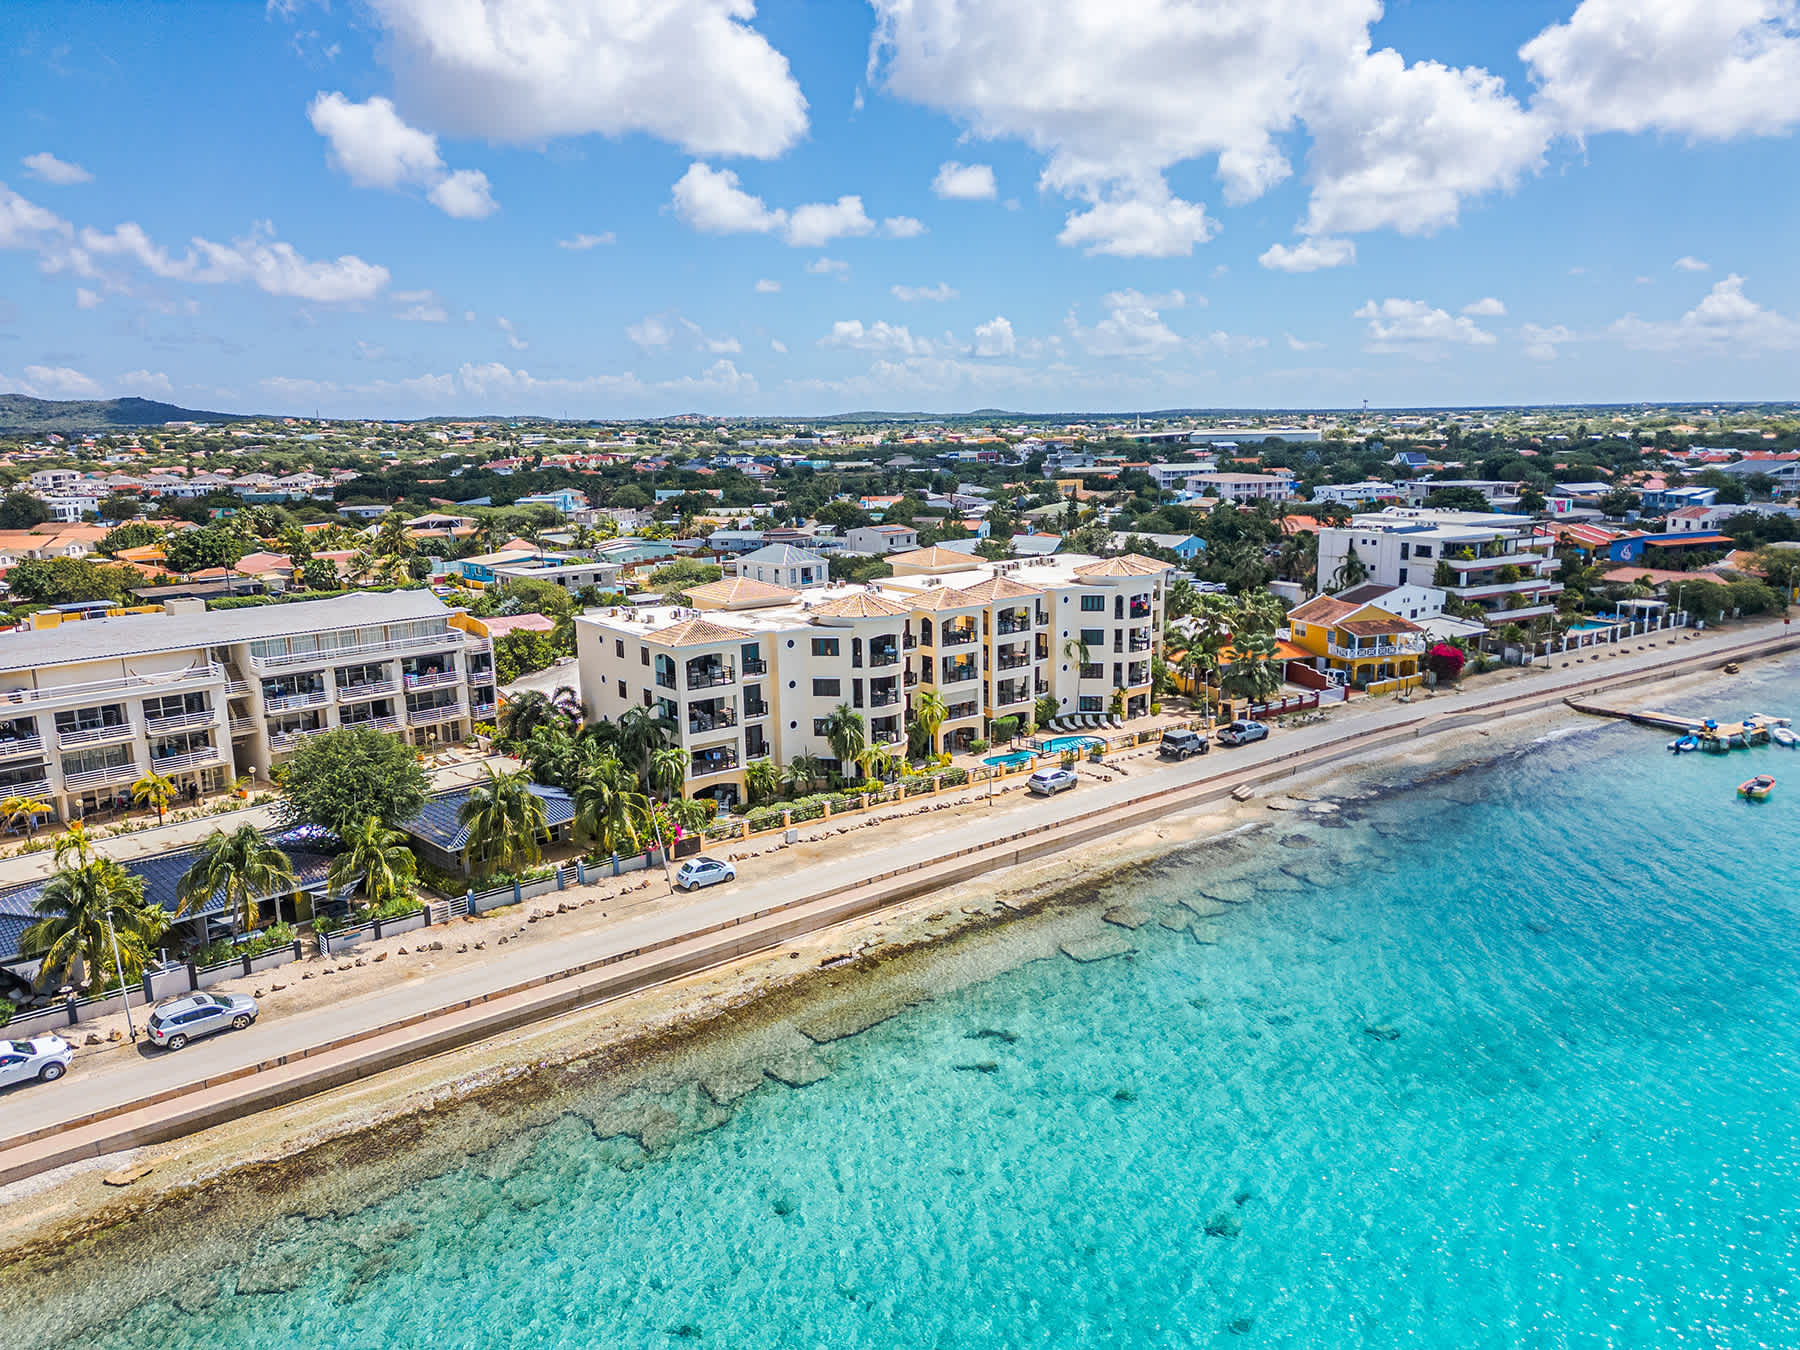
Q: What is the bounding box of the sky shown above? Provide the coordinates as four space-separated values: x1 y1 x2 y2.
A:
2 0 1799 420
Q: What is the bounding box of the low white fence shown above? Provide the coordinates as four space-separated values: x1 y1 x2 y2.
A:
3 940 307 1034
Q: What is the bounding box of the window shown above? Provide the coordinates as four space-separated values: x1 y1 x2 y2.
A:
1397 568 1408 584
1080 594 1104 612
639 647 649 666
811 638 840 657
812 678 841 697
1080 628 1104 647
617 681 626 699
615 639 624 658
1079 695 1103 713
1415 545 1432 559
813 718 832 736
1399 542 1410 560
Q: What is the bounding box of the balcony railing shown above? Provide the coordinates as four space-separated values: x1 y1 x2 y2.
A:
869 649 900 667
904 671 919 687
1128 638 1152 653
461 635 493 656
63 762 140 791
407 702 465 726
688 708 739 734
686 667 736 690
1328 638 1426 660
224 679 251 696
337 679 400 703
269 726 331 753
942 667 978 684
995 617 1031 635
402 670 460 692
870 689 900 708
996 687 1032 706
690 752 740 776
251 632 452 670
150 745 222 773
341 714 402 734
903 634 919 649
940 629 977 646
228 715 258 735
742 658 768 676
0 734 45 760
746 744 772 761
4 663 223 706
472 702 497 720
996 654 1032 671
144 710 217 735
57 722 134 749
0 777 50 799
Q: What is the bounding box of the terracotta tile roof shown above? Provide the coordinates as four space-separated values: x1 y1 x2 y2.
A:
1337 615 1423 637
683 576 799 607
643 616 749 648
1071 553 1171 577
889 545 979 571
808 591 912 619
907 586 983 610
950 575 1044 602
1288 595 1361 625
482 612 557 638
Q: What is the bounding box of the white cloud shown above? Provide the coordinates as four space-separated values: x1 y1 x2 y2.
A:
628 314 677 349
754 278 782 293
1463 297 1507 316
807 257 850 277
1610 274 1800 352
1070 289 1187 358
1355 297 1498 353
497 316 527 350
1521 323 1577 361
629 312 740 354
118 369 173 396
1203 330 1269 354
671 162 786 235
770 338 788 353
427 169 498 220
21 364 102 397
1259 237 1356 272
363 0 807 158
1674 255 1711 272
932 161 997 200
820 319 933 357
891 282 958 303
22 152 92 186
972 316 1016 357
785 195 875 248
558 231 615 250
75 287 102 309
1284 332 1325 351
308 93 497 219
882 215 926 238
393 289 448 321
1058 192 1215 258
0 182 73 251
1523 0 1800 141
73 218 389 302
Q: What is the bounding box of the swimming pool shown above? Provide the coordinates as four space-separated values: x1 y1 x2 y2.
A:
982 750 1034 768
1039 735 1104 754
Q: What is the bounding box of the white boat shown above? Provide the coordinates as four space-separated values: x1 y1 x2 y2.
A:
1773 726 1798 748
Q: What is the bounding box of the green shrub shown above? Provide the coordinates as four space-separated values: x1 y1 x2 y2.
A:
0 999 13 1028
969 739 990 755
991 716 1020 742
938 767 970 787
313 915 341 935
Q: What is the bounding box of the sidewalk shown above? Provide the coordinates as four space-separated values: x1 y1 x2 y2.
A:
0 617 1786 1182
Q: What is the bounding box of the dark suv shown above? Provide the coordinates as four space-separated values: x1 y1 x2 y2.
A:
1159 729 1210 760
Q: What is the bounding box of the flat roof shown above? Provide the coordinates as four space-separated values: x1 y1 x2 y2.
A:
0 589 452 673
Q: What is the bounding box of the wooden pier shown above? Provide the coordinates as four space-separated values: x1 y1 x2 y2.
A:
1567 699 1791 744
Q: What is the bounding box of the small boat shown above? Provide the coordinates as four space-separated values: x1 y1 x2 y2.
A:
1773 727 1798 748
1668 734 1700 753
1738 774 1776 801
1725 662 1742 675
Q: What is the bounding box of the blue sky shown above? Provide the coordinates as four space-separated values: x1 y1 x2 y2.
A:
3 0 1798 419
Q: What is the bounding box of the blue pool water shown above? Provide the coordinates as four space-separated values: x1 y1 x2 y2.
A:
32 660 1800 1348
1040 734 1105 753
982 750 1034 768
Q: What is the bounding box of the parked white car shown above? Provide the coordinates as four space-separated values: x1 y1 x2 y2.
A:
0 1035 72 1088
146 992 259 1051
1027 767 1080 796
675 856 738 892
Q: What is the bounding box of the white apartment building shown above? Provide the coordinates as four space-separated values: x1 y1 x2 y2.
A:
843 524 921 555
576 552 1173 807
0 591 496 822
1183 472 1297 503
1317 509 1562 627
730 544 831 590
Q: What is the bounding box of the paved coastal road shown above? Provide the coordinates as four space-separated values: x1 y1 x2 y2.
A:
0 620 1788 1164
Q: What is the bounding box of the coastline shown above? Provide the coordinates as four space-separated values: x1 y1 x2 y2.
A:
0 644 1784 1332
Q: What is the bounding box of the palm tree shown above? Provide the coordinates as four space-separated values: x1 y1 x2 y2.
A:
854 743 889 786
0 794 52 837
22 856 167 994
823 703 866 771
131 770 177 825
648 745 688 801
549 684 583 722
1061 634 1092 668
373 513 417 563
1330 543 1369 591
618 704 676 787
744 759 781 805
498 690 563 746
1165 576 1200 621
327 815 418 910
177 825 298 938
573 756 648 856
911 689 948 756
1220 631 1285 707
783 753 824 796
457 766 550 879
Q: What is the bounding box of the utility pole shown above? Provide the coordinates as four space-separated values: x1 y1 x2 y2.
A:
104 905 136 1041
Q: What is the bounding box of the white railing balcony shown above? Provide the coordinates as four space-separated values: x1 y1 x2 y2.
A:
1450 579 1565 602
1443 551 1557 572
472 702 497 719
402 670 461 692
336 679 399 703
407 702 465 726
461 635 493 656
144 710 218 735
0 777 50 799
2 662 223 706
263 689 330 712
268 726 331 753
150 745 222 773
341 714 401 734
224 679 251 696
0 734 45 760
57 722 134 749
251 632 453 670
1482 604 1558 624
1328 637 1427 660
63 762 141 791
228 716 258 735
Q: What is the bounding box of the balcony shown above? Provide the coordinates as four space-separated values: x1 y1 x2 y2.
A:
1129 604 1152 620
144 710 217 735
1452 580 1566 603
996 685 1032 707
996 653 1032 671
269 725 332 753
461 635 493 657
341 714 402 734
745 743 772 762
402 670 460 692
686 667 736 690
688 707 739 735
0 777 50 800
264 689 330 712
869 649 901 667
57 722 134 750
407 702 465 727
690 750 740 777
1443 551 1556 572
228 715 258 736
251 632 451 671
1481 604 1558 624
1328 637 1427 660
1128 638 1153 653
472 702 497 720
63 762 140 791
945 703 980 722
224 679 251 697
995 617 1031 635
150 745 222 773
870 688 901 708
942 666 978 685
336 679 400 703
0 734 45 760
742 658 768 676
1 663 224 706
743 701 769 719
903 633 919 649
904 671 919 687
941 628 977 646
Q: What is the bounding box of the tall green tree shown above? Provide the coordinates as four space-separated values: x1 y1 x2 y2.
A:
822 703 867 769
572 755 649 856
648 745 688 801
1220 631 1285 706
910 689 948 756
21 855 168 994
457 766 550 878
176 824 298 938
131 770 177 825
276 726 429 839
327 815 419 910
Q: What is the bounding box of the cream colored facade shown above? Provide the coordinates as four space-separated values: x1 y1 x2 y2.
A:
575 553 1173 805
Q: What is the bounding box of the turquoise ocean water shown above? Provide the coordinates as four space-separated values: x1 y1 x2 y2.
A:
40 670 1800 1348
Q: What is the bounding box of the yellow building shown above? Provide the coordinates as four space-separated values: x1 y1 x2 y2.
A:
1286 595 1425 688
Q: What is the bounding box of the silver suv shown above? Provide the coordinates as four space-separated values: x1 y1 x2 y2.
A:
146 992 259 1050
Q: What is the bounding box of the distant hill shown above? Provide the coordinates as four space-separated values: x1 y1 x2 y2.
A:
0 394 256 435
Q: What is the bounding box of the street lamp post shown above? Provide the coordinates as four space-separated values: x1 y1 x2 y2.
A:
104 906 136 1041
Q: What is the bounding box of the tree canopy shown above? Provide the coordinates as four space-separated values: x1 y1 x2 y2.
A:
275 727 429 839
